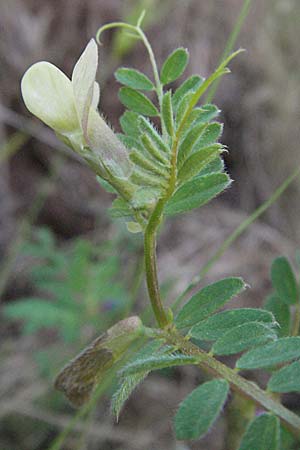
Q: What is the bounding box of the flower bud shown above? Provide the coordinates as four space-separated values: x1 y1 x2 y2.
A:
54 316 144 407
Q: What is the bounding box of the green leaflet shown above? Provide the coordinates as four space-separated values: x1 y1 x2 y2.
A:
131 165 168 190
264 294 291 337
120 111 140 138
177 121 223 169
268 360 300 393
160 47 189 85
119 87 159 116
96 176 117 194
271 256 298 305
165 173 231 216
109 198 133 218
179 104 220 136
192 122 223 153
129 148 170 178
131 187 161 209
141 134 170 165
236 336 300 370
111 340 164 419
172 75 203 111
117 133 141 151
211 322 277 356
175 91 195 126
162 90 174 137
238 414 280 450
120 354 199 376
177 144 222 184
177 119 207 167
139 116 170 154
190 308 276 341
174 379 229 440
197 156 224 177
115 67 154 91
175 277 246 329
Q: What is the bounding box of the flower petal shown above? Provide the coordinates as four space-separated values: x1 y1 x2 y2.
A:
21 61 79 133
91 82 100 110
72 38 98 136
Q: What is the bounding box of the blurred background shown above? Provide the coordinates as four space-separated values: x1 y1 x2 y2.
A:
0 0 300 449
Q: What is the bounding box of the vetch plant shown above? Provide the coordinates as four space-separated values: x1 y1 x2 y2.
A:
21 12 300 448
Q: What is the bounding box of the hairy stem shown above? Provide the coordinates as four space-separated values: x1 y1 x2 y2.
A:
144 200 169 328
166 330 300 438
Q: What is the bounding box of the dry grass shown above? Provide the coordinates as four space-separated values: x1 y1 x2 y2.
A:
0 0 299 449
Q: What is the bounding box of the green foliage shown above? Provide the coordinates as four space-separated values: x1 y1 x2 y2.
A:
190 308 276 341
115 67 154 90
19 16 300 447
4 228 130 343
120 110 141 138
160 48 189 85
238 414 280 450
177 144 223 184
161 90 174 136
174 379 229 440
119 87 159 116
175 277 246 329
236 337 300 369
121 354 198 376
264 294 291 337
165 173 231 216
271 257 298 305
211 322 277 356
112 340 171 419
268 360 300 393
172 75 203 111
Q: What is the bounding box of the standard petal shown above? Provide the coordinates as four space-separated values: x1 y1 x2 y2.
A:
72 38 98 136
87 109 132 179
21 62 79 133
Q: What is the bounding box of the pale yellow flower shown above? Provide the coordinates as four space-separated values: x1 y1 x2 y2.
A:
21 39 133 191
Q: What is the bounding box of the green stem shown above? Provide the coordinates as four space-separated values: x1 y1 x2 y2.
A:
97 21 166 137
144 200 169 328
167 330 300 438
172 165 300 312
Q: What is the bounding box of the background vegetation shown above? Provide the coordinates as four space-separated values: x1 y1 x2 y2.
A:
0 0 300 449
